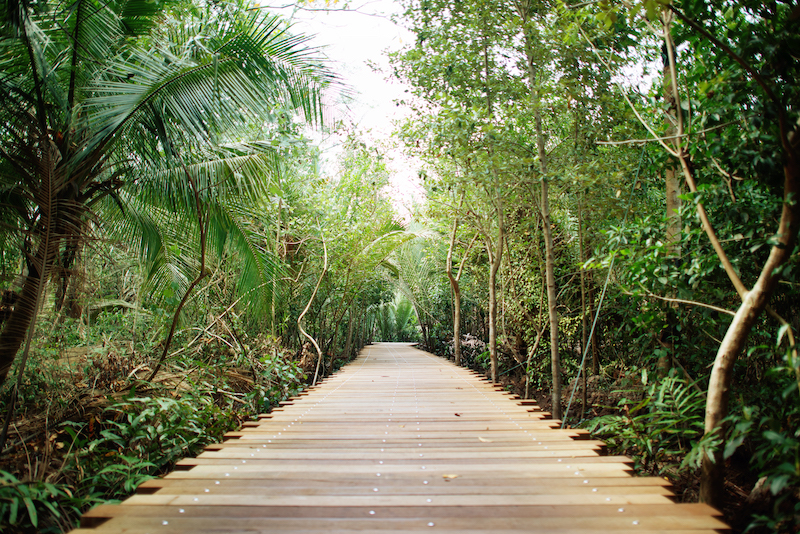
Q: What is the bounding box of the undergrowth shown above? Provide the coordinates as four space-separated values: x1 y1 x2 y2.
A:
0 311 309 533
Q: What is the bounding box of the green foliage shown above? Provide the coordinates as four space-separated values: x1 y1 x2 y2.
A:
717 356 800 532
64 392 241 501
0 0 331 385
252 348 307 411
583 373 705 476
0 471 76 533
0 350 73 421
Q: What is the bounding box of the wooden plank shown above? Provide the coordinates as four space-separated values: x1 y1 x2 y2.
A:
72 343 729 533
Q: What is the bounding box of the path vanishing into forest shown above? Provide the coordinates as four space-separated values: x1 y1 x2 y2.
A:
73 343 729 533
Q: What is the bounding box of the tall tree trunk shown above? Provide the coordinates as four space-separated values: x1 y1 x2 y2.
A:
446 217 463 366
488 255 498 381
343 311 354 360
517 8 561 419
453 290 462 364
486 212 505 383
542 179 561 420
660 39 681 376
523 28 560 420
575 103 588 412
579 195 588 413
272 199 282 338
663 47 682 255
589 283 599 375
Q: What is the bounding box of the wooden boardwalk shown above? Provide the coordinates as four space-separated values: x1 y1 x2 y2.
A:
74 343 729 533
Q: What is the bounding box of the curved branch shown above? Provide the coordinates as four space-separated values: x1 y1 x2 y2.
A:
622 288 735 316
668 5 778 107
578 26 679 157
146 157 209 382
663 16 749 299
298 227 327 386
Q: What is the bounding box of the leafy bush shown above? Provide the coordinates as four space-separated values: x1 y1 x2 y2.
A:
0 470 77 533
65 392 241 500
724 356 800 532
452 334 488 369
582 372 704 475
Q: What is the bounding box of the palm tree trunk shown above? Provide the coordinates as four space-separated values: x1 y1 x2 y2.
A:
0 261 43 386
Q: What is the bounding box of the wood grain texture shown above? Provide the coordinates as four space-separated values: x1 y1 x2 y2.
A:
73 343 729 533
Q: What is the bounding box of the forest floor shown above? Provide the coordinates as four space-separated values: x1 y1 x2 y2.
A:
0 333 309 533
495 366 762 534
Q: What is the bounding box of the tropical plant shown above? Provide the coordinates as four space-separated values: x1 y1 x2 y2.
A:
583 372 705 476
0 0 329 393
0 470 76 533
65 392 241 499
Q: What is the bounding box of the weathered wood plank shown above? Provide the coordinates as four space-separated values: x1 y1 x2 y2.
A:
72 343 728 533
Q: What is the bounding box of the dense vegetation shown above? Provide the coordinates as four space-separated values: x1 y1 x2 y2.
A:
1 0 798 532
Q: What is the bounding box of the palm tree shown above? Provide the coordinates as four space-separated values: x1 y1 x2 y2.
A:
0 0 330 386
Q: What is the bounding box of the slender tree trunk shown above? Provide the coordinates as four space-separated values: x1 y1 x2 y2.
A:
54 234 82 317
453 291 462 363
663 48 682 255
660 38 682 375
542 180 561 420
488 256 498 381
343 312 354 360
272 199 282 338
520 16 561 420
579 195 588 413
536 91 561 420
589 284 599 375
486 212 505 383
446 217 463 366
301 233 327 386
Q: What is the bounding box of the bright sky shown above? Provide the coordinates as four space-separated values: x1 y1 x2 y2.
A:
265 0 425 215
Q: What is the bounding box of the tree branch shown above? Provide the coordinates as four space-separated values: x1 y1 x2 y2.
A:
622 288 735 316
578 27 679 158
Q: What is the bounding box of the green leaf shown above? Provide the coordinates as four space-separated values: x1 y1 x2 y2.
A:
9 497 18 524
763 430 785 444
769 474 790 495
776 323 789 346
23 496 37 527
723 435 745 459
